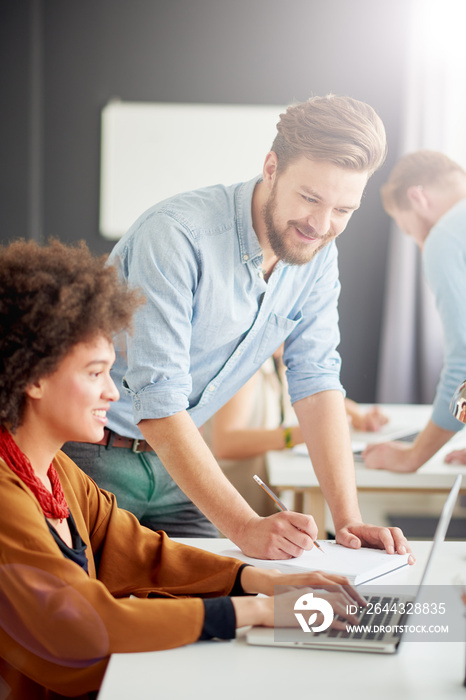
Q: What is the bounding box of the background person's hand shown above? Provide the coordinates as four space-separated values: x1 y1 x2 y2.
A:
351 405 389 432
444 448 466 465
345 398 389 432
363 441 418 472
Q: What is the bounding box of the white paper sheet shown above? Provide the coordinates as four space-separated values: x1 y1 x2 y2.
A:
220 541 410 585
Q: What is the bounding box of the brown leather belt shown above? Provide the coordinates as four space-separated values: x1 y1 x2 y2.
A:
96 428 154 454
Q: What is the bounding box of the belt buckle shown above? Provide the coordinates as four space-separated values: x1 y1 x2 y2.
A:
131 439 144 454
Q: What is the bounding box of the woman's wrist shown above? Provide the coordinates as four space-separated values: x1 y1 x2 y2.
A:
240 566 282 597
283 426 294 449
231 595 270 628
282 425 303 449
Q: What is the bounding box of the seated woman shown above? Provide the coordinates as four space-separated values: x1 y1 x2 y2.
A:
0 240 363 700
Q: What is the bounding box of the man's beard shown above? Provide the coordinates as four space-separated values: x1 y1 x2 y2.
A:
263 187 335 266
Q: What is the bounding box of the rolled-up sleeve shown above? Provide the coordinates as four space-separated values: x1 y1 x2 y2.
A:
283 242 345 405
115 212 200 422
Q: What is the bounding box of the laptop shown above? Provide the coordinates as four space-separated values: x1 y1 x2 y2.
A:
246 474 462 654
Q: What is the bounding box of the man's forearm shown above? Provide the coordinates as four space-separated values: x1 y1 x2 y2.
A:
407 419 455 469
138 412 258 541
294 391 362 530
139 411 325 559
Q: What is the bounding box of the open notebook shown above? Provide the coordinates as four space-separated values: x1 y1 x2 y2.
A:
220 541 410 585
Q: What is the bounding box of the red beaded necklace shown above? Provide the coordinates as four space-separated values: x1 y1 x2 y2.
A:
0 426 69 522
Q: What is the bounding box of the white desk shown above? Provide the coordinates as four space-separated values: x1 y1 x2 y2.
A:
98 538 466 700
267 404 466 535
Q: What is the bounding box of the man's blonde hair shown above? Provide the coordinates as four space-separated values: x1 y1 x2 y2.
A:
271 94 387 176
381 150 466 213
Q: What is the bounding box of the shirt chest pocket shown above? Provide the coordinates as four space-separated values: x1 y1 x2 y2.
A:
254 311 302 365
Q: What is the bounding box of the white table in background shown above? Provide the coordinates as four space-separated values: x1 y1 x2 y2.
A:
98 538 466 700
266 404 466 536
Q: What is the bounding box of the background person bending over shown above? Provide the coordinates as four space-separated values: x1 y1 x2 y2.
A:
64 94 410 559
0 240 365 700
363 151 466 472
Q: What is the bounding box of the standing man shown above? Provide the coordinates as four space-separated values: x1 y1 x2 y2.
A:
364 150 466 472
64 95 410 559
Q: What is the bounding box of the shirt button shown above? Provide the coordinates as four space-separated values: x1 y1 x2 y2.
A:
243 254 249 261
208 385 215 392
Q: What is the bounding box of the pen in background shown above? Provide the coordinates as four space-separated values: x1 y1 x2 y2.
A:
253 474 324 553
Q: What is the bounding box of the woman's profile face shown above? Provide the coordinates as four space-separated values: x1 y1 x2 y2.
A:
27 334 119 446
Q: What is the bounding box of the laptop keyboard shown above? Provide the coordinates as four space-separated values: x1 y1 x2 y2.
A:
315 594 406 642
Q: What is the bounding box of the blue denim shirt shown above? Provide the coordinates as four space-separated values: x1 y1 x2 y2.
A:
423 198 466 432
107 176 344 439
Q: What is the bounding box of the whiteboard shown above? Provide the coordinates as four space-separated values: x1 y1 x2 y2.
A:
99 100 286 239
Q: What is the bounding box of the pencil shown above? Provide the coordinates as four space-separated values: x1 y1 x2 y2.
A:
253 474 324 553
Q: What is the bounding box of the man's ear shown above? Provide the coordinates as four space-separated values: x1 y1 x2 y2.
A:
406 184 430 213
263 151 278 189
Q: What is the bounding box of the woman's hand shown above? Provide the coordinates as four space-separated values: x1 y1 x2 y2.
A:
232 567 365 630
349 405 389 432
240 566 364 600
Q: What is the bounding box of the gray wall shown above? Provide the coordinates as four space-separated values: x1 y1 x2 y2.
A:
1 0 411 402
